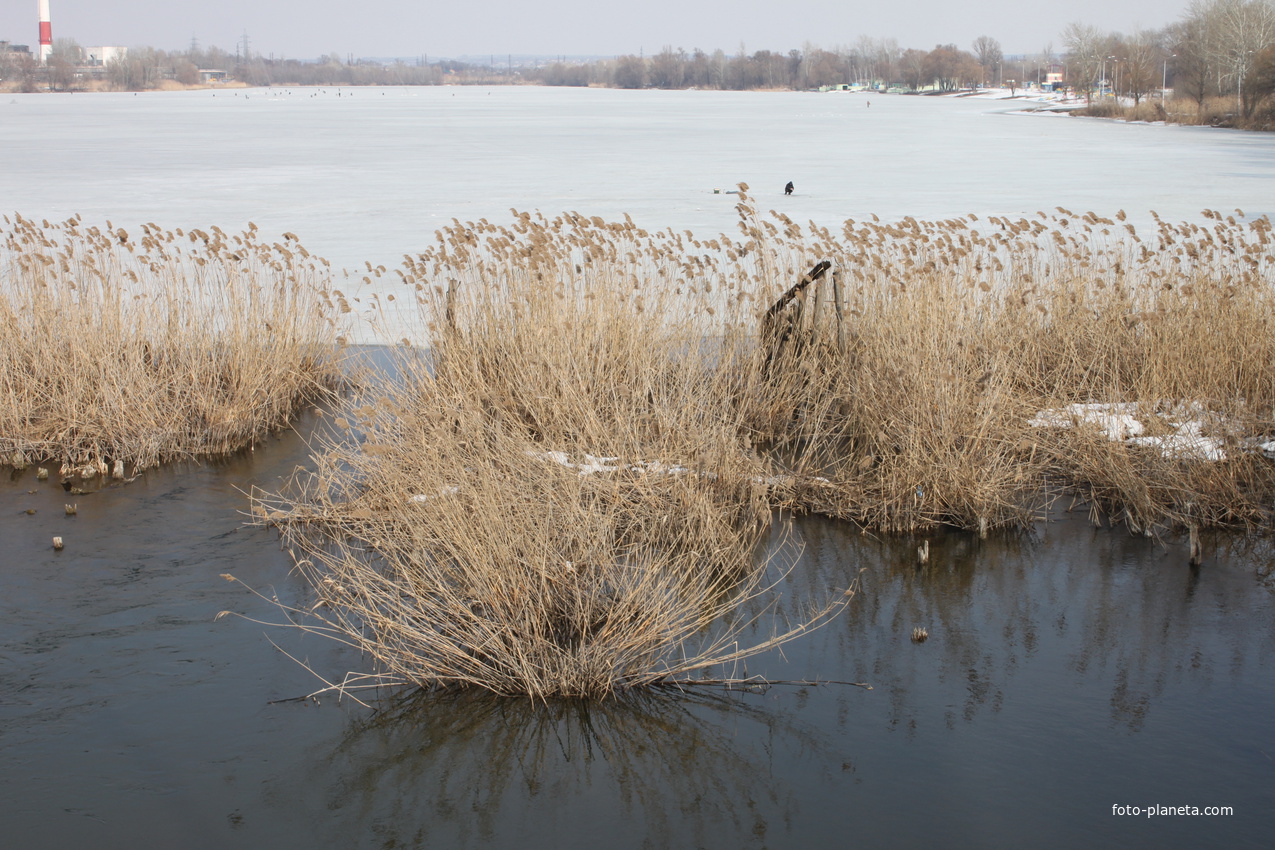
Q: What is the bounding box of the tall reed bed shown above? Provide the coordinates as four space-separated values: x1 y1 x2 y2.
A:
1 214 345 473
744 207 1275 531
252 194 1274 697
370 193 1275 533
254 267 852 698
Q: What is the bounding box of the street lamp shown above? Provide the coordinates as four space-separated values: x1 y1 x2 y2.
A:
1162 54 1175 101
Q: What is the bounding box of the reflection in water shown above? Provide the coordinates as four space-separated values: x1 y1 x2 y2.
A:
315 687 846 849
275 512 1274 849
758 513 1275 737
2 434 1272 848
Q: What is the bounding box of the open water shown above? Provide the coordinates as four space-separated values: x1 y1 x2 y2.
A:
2 88 1274 847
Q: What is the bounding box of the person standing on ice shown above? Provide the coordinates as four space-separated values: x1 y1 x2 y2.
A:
784 181 794 195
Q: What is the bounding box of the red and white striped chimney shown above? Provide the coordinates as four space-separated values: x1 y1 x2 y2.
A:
38 0 53 63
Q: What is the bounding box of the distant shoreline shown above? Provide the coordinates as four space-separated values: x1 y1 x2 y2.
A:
6 79 1270 134
1 78 250 94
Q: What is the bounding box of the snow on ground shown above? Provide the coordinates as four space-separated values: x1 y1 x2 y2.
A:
949 86 1087 110
1027 401 1261 462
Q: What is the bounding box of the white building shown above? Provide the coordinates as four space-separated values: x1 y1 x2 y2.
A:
84 46 127 66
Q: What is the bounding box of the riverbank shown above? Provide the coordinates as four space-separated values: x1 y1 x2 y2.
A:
1071 94 1275 132
0 77 251 94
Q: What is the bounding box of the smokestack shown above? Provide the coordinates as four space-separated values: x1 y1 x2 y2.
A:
39 0 52 63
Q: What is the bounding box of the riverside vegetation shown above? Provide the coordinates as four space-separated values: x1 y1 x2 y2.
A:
338 188 1275 534
251 188 1275 698
7 194 1273 699
0 214 345 475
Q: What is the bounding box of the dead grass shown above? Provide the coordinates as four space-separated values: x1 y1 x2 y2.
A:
252 266 852 699
1 214 346 474
358 196 1275 534
246 193 1275 698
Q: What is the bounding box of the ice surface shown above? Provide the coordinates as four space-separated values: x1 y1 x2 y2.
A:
3 86 1273 278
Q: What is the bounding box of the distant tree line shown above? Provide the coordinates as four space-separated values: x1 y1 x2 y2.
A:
525 39 989 92
5 0 1275 128
0 40 505 91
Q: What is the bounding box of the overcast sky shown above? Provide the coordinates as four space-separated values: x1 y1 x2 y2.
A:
2 0 1191 60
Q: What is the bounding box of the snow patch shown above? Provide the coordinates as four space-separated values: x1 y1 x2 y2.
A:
1028 401 1245 462
1028 402 1144 441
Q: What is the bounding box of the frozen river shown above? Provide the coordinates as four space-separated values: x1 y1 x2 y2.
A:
3 85 1275 273
4 86 1275 849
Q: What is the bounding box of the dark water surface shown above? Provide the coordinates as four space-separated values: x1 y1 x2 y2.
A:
3 411 1273 848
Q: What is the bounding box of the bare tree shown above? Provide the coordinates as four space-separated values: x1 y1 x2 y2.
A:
1185 0 1275 116
972 35 1003 85
106 55 136 90
1244 41 1275 116
804 48 847 87
10 51 39 92
47 39 82 91
683 49 715 88
50 38 83 64
899 48 928 90
1120 30 1165 103
612 55 647 89
1171 17 1217 110
922 44 981 91
877 37 902 84
1063 21 1105 102
1215 0 1275 116
173 59 200 86
648 47 686 89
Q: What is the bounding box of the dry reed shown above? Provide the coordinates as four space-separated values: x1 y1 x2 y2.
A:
248 191 1275 698
253 267 853 699
1 214 346 473
369 193 1275 534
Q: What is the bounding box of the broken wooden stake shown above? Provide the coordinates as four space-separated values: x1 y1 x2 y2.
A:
761 260 832 377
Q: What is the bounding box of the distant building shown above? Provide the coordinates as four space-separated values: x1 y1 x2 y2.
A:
200 69 228 83
1 41 33 55
84 46 127 66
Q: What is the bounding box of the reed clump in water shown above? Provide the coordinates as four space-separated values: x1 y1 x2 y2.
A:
376 196 1275 534
248 197 1275 698
745 254 1044 533
253 267 852 699
0 214 346 472
755 207 1275 532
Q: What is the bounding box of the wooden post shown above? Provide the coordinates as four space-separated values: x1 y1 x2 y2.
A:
831 269 846 355
810 270 825 344
760 260 831 377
